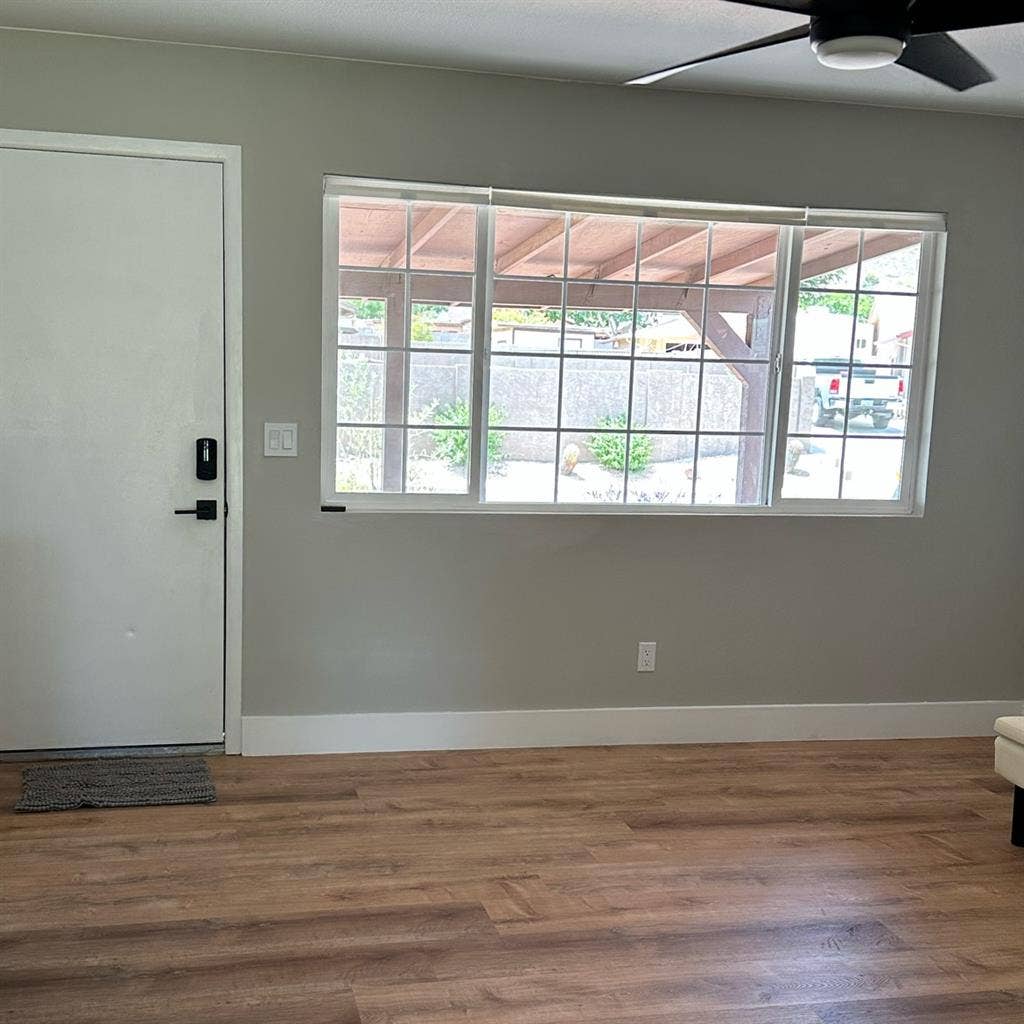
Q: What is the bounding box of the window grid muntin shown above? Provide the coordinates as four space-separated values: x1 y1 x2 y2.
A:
325 184 941 513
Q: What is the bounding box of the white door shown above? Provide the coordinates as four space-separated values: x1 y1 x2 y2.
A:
0 146 226 750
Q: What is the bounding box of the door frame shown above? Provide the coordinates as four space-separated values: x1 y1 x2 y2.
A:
0 129 243 753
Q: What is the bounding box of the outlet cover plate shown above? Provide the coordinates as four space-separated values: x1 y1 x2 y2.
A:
637 641 657 673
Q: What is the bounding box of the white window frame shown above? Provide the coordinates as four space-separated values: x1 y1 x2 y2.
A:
321 176 946 516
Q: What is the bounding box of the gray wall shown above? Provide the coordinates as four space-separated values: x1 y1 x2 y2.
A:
2 30 1022 715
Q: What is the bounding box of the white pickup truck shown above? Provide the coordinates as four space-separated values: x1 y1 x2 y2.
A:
814 366 904 430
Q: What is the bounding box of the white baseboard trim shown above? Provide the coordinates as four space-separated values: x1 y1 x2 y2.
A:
241 700 1021 756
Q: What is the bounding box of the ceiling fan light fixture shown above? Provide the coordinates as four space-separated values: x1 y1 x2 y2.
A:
813 35 906 71
624 2 1004 94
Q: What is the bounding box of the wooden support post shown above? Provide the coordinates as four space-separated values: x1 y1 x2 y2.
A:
702 307 769 504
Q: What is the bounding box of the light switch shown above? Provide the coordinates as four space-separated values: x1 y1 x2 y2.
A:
264 422 298 457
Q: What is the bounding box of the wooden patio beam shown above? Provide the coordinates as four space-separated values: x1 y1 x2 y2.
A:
496 215 583 275
860 231 916 263
591 223 707 281
748 230 916 287
703 233 780 283
381 205 461 269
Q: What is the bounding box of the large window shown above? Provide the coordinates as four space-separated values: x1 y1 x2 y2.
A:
322 179 944 513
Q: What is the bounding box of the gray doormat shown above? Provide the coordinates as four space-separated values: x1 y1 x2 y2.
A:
14 757 216 812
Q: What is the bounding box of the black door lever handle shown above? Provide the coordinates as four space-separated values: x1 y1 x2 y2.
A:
174 499 217 520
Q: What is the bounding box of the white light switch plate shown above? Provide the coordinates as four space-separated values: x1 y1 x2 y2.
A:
264 422 298 457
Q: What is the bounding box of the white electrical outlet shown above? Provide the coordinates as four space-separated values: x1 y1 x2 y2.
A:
637 641 657 673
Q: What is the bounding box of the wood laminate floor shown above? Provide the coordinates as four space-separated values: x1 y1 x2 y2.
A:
1 738 1021 1023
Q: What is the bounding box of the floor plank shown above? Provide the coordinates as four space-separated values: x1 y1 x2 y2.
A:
1 737 1020 1022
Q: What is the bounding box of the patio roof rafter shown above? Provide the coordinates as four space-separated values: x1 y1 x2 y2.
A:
381 204 461 269
651 231 781 288
759 228 916 286
495 214 584 275
591 223 707 282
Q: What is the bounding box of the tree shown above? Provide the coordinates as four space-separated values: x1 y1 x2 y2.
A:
348 297 385 320
492 306 559 325
410 315 434 343
799 269 875 321
492 306 658 332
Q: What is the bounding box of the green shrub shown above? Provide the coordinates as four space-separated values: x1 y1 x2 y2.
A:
589 413 653 473
432 400 505 467
410 315 434 343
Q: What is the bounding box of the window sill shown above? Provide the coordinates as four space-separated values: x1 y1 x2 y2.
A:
320 499 922 518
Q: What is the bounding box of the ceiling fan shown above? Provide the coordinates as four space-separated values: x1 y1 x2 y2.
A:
625 1 1019 91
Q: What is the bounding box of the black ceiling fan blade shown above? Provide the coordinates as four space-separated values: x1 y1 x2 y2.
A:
896 32 994 91
625 25 811 86
714 0 820 12
908 1 1024 34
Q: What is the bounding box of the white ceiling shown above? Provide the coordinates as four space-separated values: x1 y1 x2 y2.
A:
1 0 1021 116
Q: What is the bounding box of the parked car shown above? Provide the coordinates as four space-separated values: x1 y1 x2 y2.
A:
814 366 904 430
